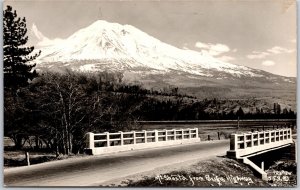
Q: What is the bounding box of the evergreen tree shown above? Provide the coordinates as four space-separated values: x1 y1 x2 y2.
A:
3 5 40 89
273 103 276 114
276 104 281 115
236 107 244 118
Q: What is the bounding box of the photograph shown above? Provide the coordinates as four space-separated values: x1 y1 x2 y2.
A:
3 0 297 187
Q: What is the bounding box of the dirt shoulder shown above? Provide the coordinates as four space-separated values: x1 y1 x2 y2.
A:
103 157 296 187
100 157 270 187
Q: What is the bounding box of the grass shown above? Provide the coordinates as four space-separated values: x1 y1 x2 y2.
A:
4 137 90 168
121 158 270 187
3 149 91 168
120 157 297 187
4 152 57 168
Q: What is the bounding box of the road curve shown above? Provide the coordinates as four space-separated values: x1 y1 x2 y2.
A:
4 140 229 187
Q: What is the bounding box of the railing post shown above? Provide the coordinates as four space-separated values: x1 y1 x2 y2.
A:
196 128 199 139
188 128 191 139
181 129 184 140
269 131 272 142
119 131 124 146
154 130 158 142
106 132 110 147
230 134 237 150
279 129 282 141
143 130 147 143
165 130 168 141
133 131 136 144
243 134 247 148
86 132 94 149
173 129 176 140
250 133 254 147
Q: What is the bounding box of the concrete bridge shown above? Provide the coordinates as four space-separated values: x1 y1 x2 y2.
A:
85 127 294 180
227 128 294 180
85 128 200 155
4 126 295 186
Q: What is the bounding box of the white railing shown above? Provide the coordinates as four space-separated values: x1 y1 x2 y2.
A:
85 128 199 155
227 128 293 158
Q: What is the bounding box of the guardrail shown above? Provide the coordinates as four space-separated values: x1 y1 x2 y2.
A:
85 128 200 155
227 128 293 158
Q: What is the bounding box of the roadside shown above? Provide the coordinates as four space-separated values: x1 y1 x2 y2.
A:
102 140 297 187
4 149 89 169
4 136 89 168
102 155 296 187
102 157 269 187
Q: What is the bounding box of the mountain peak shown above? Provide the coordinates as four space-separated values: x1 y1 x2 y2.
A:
35 19 272 79
81 20 121 32
72 20 141 37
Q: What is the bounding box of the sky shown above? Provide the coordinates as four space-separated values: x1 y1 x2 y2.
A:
4 0 297 77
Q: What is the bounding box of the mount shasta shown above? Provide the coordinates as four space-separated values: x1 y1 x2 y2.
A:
32 20 295 98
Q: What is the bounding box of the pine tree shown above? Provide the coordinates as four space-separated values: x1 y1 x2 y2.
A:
236 107 244 118
276 104 281 115
273 103 277 114
3 5 40 89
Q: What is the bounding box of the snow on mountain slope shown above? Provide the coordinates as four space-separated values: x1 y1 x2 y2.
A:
35 20 264 78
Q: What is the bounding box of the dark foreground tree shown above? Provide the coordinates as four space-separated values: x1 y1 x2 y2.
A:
4 5 40 149
3 5 40 90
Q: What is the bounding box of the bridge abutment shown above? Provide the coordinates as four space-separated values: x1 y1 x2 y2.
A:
227 128 294 181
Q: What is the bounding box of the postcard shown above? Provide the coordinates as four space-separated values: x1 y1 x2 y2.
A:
3 0 297 187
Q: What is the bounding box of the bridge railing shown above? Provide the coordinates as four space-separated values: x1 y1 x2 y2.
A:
228 128 293 158
85 128 199 155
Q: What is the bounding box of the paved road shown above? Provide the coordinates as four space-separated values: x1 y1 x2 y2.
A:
4 140 229 187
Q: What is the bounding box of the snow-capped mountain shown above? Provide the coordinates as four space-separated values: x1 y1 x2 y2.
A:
34 20 295 88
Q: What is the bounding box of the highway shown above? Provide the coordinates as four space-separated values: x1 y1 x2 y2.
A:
4 140 229 187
